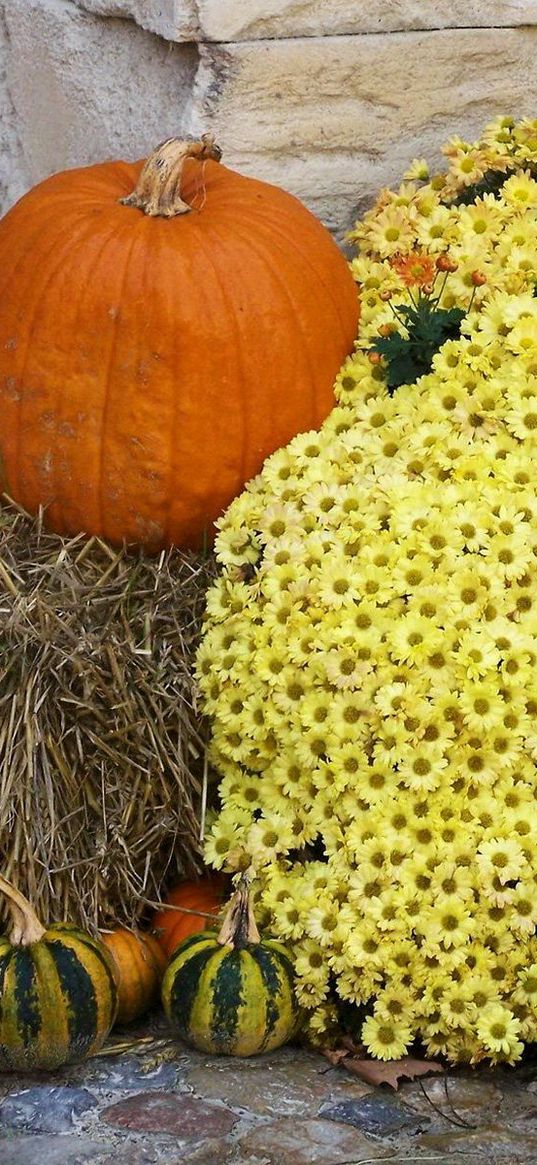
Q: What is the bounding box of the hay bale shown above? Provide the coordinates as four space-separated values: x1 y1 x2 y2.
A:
0 499 216 931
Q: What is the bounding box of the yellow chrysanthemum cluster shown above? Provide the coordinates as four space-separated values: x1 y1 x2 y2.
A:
197 116 537 1065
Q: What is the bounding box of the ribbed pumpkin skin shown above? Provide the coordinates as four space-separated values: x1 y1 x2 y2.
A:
0 923 117 1071
101 930 167 1025
162 930 299 1056
0 158 359 551
152 876 227 958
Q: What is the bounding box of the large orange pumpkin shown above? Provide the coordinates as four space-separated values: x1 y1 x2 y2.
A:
152 875 228 959
0 136 360 551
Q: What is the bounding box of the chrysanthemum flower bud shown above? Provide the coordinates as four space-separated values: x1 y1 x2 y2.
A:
436 254 458 273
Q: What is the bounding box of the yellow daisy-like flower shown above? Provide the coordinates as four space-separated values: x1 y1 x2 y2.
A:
455 630 500 681
414 204 455 252
457 195 507 241
203 808 251 871
510 882 537 934
477 836 527 884
440 979 478 1029
361 1014 413 1061
420 896 474 951
513 962 537 1007
365 203 418 259
446 148 487 188
476 1003 524 1062
294 939 331 990
404 158 430 182
501 169 537 209
200 115 537 1067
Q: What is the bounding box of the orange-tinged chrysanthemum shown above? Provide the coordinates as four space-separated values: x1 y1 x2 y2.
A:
390 251 437 289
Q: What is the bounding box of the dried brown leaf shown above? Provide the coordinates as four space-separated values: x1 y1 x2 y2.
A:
322 1046 444 1090
345 1055 444 1090
320 1046 353 1067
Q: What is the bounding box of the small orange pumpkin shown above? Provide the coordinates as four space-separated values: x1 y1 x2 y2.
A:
101 929 167 1025
0 135 360 551
152 875 228 959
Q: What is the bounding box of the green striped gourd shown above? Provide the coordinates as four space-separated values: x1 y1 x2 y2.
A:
161 876 300 1056
0 874 118 1070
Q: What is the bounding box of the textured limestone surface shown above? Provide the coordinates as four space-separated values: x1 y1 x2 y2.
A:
0 7 29 208
0 0 198 209
193 26 537 241
2 0 537 239
73 0 186 40
72 0 537 42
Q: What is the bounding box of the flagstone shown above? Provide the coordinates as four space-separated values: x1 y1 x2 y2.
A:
101 1090 238 1139
0 1086 98 1134
0 1135 110 1165
237 1116 392 1164
186 1048 369 1117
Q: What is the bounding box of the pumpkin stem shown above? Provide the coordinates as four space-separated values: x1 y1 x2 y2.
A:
0 875 47 946
217 876 260 950
120 134 222 218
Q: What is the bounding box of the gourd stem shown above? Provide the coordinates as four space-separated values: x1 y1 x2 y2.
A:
120 134 222 218
217 877 260 950
0 874 47 945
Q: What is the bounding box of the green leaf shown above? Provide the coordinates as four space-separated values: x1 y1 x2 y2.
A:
449 168 510 206
385 351 424 391
370 304 466 393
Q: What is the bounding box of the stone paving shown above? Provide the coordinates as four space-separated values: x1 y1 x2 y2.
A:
2 1013 537 1164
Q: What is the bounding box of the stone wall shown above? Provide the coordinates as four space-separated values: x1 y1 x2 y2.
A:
1 1 537 240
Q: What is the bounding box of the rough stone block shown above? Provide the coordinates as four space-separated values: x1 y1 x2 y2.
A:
198 0 537 40
96 1148 163 1165
403 1073 501 1118
0 8 31 208
73 0 537 42
73 0 197 41
188 26 537 240
3 0 198 195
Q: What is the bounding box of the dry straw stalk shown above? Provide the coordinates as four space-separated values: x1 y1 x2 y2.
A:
0 498 217 930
